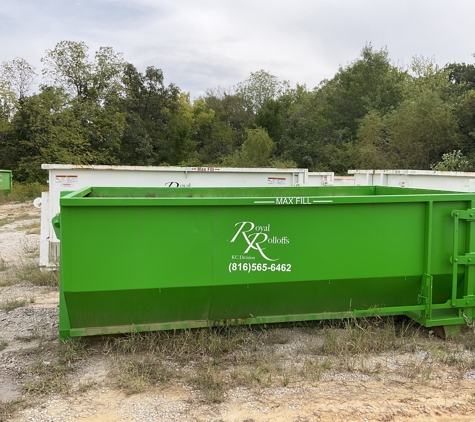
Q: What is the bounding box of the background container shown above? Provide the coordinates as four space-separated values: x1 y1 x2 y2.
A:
0 170 12 192
56 185 475 340
349 169 475 192
39 164 333 269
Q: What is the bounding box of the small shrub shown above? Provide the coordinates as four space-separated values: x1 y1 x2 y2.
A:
12 262 59 287
0 299 27 312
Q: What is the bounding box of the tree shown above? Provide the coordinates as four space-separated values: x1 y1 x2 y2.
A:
196 118 234 164
279 89 345 171
0 57 36 101
456 91 475 157
163 94 216 165
6 87 93 181
403 55 451 100
41 40 124 101
0 80 16 123
120 64 180 165
203 87 254 149
317 44 406 141
386 91 459 169
351 110 393 169
236 70 290 113
241 128 276 166
431 150 470 171
445 61 475 93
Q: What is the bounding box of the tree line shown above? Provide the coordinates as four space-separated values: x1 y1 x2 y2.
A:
1 41 475 182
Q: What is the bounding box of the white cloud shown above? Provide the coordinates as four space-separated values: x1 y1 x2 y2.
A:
1 0 474 98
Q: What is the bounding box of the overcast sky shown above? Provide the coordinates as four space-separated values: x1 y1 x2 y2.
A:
1 0 474 99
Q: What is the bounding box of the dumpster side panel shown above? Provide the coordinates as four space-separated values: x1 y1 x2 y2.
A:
60 199 428 333
58 187 475 338
0 170 12 192
61 206 214 291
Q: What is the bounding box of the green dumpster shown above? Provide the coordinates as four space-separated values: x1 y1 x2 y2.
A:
56 185 475 340
0 170 12 192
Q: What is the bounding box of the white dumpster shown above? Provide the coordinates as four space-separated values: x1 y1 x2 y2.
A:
349 169 475 192
333 176 355 186
38 164 332 269
306 172 334 186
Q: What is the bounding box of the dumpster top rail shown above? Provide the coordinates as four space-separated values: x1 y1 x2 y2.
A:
60 185 475 207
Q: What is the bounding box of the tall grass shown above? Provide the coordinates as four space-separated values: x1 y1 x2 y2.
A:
0 182 48 204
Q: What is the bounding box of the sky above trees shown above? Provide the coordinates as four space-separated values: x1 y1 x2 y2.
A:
1 0 475 98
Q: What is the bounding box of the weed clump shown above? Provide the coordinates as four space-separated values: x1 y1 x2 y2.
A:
0 299 27 312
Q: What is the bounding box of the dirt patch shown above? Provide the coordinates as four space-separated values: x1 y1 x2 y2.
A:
1 201 475 422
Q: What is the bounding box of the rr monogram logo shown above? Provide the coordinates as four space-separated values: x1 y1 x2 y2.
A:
230 221 278 261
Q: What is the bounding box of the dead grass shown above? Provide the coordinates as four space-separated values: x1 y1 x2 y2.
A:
86 319 462 402
21 338 88 396
110 356 171 396
18 221 41 235
0 298 27 312
22 361 72 395
10 261 59 287
0 339 7 351
2 316 475 422
0 399 28 422
0 257 7 272
0 213 37 228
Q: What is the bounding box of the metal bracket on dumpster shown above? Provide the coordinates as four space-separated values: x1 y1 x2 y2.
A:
452 210 475 221
450 254 475 265
449 208 475 324
52 213 61 240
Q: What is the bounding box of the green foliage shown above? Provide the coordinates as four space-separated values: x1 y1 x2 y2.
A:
404 56 452 100
455 91 475 155
236 69 290 113
242 128 276 166
223 128 276 167
203 87 254 149
387 91 459 169
1 40 475 177
351 111 392 169
318 44 406 141
1 57 36 100
0 182 48 203
431 150 470 171
119 64 181 166
41 41 124 101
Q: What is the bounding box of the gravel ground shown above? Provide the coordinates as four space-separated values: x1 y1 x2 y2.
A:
2 201 475 422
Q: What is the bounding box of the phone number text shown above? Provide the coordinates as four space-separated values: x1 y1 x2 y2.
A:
228 262 292 273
